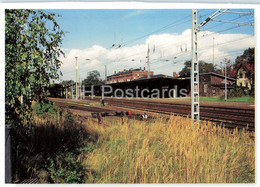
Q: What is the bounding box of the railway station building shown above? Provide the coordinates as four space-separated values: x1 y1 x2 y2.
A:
56 71 236 99
197 72 236 97
106 67 154 84
101 72 236 98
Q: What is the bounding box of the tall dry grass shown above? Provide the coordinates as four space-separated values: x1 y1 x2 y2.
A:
83 116 255 183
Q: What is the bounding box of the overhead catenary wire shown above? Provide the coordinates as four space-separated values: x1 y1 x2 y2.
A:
61 9 254 80
114 14 251 64
150 35 254 71
149 48 248 76
116 15 191 48
91 10 249 64
62 23 253 78
62 33 253 78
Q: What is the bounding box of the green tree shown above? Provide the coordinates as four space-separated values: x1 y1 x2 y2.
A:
61 80 74 86
179 60 221 77
5 9 64 123
82 70 102 86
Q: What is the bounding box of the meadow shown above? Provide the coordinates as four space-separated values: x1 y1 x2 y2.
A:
82 115 255 183
14 101 254 183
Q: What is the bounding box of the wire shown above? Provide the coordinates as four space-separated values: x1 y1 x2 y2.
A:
149 35 254 71
199 49 246 62
62 23 252 77
117 14 191 48
62 25 252 78
62 9 254 80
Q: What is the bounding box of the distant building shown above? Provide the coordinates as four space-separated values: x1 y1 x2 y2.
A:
236 64 253 90
106 67 154 84
87 72 238 98
199 72 236 97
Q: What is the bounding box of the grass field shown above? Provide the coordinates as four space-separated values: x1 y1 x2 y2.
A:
82 116 255 183
16 101 254 183
200 96 254 102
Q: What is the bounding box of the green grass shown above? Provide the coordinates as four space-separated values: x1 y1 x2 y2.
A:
200 96 254 102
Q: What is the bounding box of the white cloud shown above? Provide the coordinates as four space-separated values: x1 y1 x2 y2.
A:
59 29 255 81
122 10 146 20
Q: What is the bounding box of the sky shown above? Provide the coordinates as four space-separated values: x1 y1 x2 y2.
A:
46 9 255 82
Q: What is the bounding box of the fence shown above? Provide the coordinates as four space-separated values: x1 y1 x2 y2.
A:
5 124 12 183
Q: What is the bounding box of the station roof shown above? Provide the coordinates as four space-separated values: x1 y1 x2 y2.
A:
183 72 236 81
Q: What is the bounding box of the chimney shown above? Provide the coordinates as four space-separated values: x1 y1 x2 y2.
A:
114 71 116 74
140 67 142 71
144 67 146 71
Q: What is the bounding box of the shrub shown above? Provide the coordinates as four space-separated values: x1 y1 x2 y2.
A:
32 100 57 118
221 87 248 99
64 109 74 124
11 103 92 183
47 152 86 183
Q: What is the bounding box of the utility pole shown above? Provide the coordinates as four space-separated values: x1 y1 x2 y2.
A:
71 83 74 99
101 80 104 106
224 58 227 101
83 84 85 99
213 37 215 66
105 65 107 82
75 57 78 100
191 9 200 126
79 73 81 99
147 45 151 79
66 87 68 99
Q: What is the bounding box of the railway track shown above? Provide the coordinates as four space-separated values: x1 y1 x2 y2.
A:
53 100 112 113
84 97 255 131
49 97 255 131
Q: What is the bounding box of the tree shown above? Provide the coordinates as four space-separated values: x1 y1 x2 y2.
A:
61 80 74 86
5 9 64 123
218 58 235 78
82 70 102 87
235 48 254 67
179 60 221 77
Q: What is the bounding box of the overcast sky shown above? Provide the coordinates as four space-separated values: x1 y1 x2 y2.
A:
44 9 255 82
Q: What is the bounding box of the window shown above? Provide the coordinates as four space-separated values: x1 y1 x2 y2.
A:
212 89 216 94
240 82 242 87
246 82 248 88
239 72 243 78
204 84 208 93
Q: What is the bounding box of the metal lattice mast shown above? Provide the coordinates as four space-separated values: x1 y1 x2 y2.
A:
147 44 151 79
191 9 200 126
191 9 228 126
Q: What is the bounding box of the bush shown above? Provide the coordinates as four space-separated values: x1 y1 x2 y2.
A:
221 87 248 99
11 103 93 183
47 152 86 183
32 100 57 118
64 109 74 124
